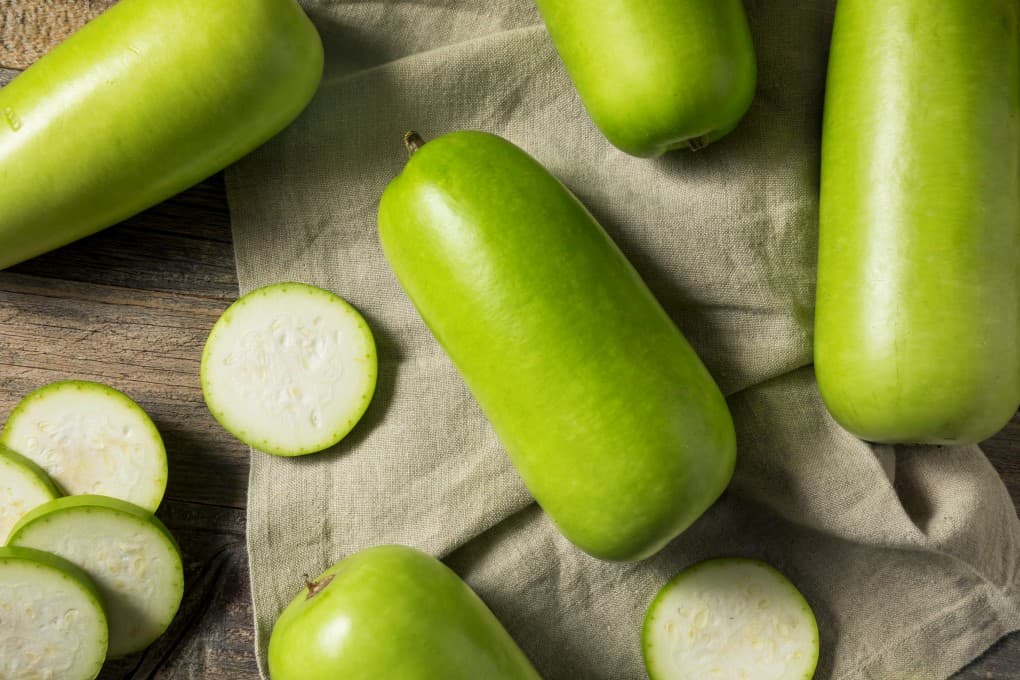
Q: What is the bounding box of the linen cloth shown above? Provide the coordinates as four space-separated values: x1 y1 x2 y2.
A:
225 1 1020 677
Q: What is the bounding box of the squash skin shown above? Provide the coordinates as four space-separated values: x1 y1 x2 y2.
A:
268 546 542 680
815 0 1020 444
533 0 757 157
378 131 736 561
0 0 323 269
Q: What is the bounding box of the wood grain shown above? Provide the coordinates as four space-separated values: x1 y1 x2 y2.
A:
0 178 248 509
1 12 1019 680
2 58 254 674
0 142 1017 680
0 175 258 677
0 0 116 69
97 501 255 679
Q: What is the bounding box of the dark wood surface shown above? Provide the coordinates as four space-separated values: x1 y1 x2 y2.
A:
2 45 1020 680
2 60 255 678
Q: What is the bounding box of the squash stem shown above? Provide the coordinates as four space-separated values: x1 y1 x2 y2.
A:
687 135 709 152
303 574 334 600
404 131 426 157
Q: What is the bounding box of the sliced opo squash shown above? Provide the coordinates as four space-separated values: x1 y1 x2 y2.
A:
0 445 60 544
8 495 184 658
643 558 819 680
0 381 167 511
201 282 378 456
0 545 108 680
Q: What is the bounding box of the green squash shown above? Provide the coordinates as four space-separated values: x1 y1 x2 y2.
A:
815 0 1020 443
268 545 541 680
0 0 322 269
378 131 735 561
533 0 756 156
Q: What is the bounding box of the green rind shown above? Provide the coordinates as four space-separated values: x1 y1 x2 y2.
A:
0 545 108 618
0 545 109 680
642 557 819 680
0 442 62 497
378 131 736 561
200 281 379 457
0 0 324 269
814 0 1020 443
0 380 168 511
0 444 61 544
268 545 541 680
7 494 184 658
533 0 756 156
8 494 178 545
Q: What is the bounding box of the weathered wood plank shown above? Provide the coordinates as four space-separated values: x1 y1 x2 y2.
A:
0 244 248 511
960 633 1020 680
0 0 116 69
0 181 259 678
983 418 1020 508
2 177 236 299
4 182 1018 680
0 276 249 508
2 8 1019 674
0 172 247 511
97 500 257 679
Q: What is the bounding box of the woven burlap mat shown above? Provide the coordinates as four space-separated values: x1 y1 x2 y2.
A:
0 0 115 69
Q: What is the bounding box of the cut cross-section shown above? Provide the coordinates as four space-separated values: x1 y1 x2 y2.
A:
643 558 819 680
0 381 167 512
201 282 378 456
0 545 108 680
8 495 184 658
0 445 59 544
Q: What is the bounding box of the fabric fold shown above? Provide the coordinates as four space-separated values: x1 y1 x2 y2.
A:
226 1 1020 676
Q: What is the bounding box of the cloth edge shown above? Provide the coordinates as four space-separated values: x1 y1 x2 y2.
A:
846 580 1020 680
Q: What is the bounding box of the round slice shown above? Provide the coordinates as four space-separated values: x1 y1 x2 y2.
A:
0 381 167 512
8 495 184 658
0 445 60 544
643 558 819 680
201 282 378 456
0 545 108 680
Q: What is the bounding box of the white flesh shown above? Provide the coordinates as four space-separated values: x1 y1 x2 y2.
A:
644 558 819 680
0 453 57 544
1 382 166 511
9 500 184 658
202 282 377 456
0 551 107 680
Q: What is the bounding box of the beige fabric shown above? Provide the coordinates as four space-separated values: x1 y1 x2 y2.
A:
226 1 1020 677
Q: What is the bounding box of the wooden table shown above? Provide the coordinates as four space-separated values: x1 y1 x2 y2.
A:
2 22 1020 680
